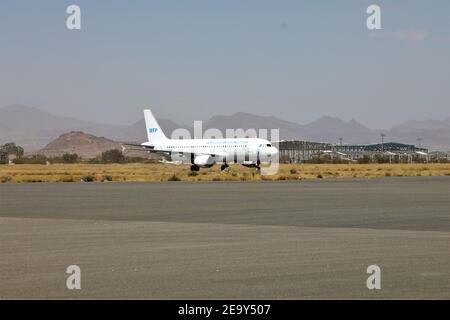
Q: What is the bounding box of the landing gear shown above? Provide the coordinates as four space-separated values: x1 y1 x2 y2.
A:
242 161 261 171
220 163 229 171
190 165 200 171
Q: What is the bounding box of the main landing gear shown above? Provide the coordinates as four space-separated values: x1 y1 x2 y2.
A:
220 163 229 171
256 160 261 171
190 165 200 171
242 161 261 171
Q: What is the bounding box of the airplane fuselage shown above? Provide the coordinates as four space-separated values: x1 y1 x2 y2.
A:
142 137 278 168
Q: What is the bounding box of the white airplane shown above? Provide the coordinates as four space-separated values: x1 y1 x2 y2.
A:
125 109 278 171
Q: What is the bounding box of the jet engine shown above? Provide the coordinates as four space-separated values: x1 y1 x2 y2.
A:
193 155 216 168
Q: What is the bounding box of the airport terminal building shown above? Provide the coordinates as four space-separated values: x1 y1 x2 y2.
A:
278 140 429 163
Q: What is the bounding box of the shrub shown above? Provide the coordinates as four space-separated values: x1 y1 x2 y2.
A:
88 157 102 164
317 174 323 179
0 142 24 163
101 149 125 164
357 155 371 164
188 171 198 177
102 175 113 182
81 175 96 182
168 174 181 181
0 175 12 183
13 155 48 164
224 167 238 177
290 168 297 174
123 156 146 163
62 153 79 163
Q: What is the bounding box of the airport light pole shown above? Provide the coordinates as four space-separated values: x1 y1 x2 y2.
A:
381 134 386 152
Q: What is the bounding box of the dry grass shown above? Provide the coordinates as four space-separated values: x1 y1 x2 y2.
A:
0 163 449 183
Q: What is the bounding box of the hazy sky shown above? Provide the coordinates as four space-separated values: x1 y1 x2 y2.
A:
0 0 449 128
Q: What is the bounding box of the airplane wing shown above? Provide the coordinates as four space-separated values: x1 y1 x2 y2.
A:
122 143 153 150
121 143 171 157
167 151 226 158
197 151 227 157
122 144 228 161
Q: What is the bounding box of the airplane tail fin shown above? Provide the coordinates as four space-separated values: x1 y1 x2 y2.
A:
144 109 168 142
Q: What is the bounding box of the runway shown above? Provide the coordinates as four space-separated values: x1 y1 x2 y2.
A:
0 177 449 299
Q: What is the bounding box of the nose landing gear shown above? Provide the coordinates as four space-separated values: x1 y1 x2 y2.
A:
220 163 229 171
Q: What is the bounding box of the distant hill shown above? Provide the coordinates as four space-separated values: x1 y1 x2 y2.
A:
203 113 449 149
387 118 450 151
202 112 305 140
1 104 448 152
37 131 124 158
0 104 175 151
302 116 377 144
0 104 125 151
200 113 378 144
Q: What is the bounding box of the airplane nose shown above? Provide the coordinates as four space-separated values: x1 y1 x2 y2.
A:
271 147 278 156
267 147 278 157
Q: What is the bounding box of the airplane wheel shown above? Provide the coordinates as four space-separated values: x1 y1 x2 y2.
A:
190 165 200 171
221 164 229 171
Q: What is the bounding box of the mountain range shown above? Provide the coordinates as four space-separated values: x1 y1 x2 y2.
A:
0 104 448 152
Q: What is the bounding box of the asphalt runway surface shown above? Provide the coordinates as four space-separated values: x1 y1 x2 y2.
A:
0 177 449 299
